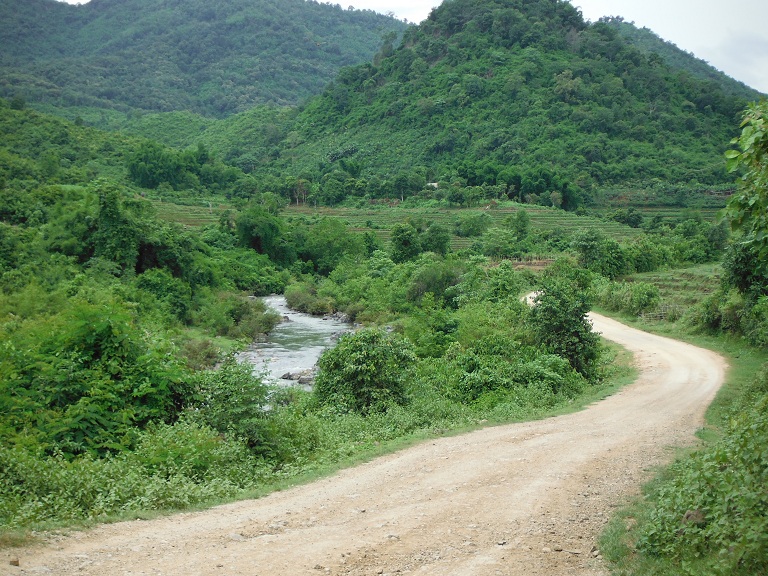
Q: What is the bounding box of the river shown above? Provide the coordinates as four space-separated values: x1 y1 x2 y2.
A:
237 295 351 387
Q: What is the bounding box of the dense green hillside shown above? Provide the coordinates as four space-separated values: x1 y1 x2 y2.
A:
3 0 761 212
0 0 407 117
189 0 755 207
603 16 763 102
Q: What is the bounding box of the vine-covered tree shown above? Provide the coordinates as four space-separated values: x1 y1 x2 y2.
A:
724 101 768 295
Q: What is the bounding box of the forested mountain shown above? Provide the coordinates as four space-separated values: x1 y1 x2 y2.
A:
0 0 407 116
2 0 765 206
199 0 760 206
602 16 761 101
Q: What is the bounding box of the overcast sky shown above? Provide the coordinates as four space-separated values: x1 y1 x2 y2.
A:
58 0 768 94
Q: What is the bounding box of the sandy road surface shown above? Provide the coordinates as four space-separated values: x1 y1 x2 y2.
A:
3 313 726 576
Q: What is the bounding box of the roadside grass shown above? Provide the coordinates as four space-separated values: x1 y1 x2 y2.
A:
599 340 767 576
597 264 768 576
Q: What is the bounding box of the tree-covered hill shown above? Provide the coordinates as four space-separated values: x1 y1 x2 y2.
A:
0 0 407 117
601 16 762 102
198 0 761 207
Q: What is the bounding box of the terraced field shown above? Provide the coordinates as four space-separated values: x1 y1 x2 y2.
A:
283 203 642 249
151 200 230 227
631 263 723 322
151 198 643 252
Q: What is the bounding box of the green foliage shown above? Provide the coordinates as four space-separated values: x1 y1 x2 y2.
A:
570 228 628 279
235 204 295 266
420 222 452 255
389 222 422 263
0 292 190 455
724 100 768 287
399 293 458 357
284 281 334 315
194 292 280 339
595 279 661 316
435 340 586 405
191 357 274 453
452 259 528 306
314 328 417 414
506 209 531 239
0 0 407 117
0 421 265 528
127 141 241 192
135 268 193 322
234 0 749 208
637 369 768 575
91 180 142 272
293 217 364 275
454 212 492 238
405 254 464 304
529 261 601 380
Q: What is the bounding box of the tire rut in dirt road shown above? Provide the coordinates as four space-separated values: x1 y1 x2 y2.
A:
3 313 726 576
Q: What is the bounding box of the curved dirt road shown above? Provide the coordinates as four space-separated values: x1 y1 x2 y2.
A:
3 313 726 576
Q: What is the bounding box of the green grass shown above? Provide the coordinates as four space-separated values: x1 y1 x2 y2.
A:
599 338 767 576
151 198 231 228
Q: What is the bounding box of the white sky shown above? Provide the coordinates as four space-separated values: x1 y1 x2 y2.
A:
57 0 768 94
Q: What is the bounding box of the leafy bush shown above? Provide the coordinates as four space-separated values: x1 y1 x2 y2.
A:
195 292 280 339
454 212 492 237
638 370 768 575
742 296 768 348
180 338 222 370
135 268 193 322
528 262 602 380
192 357 274 453
314 328 417 414
284 281 334 315
0 295 190 455
596 279 660 316
434 340 587 405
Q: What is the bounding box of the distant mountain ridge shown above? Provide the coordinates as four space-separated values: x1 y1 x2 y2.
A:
0 0 408 116
200 0 763 202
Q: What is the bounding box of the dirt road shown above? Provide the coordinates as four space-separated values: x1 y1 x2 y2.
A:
3 313 726 576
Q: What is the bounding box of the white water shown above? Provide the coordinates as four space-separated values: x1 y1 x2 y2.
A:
237 295 350 386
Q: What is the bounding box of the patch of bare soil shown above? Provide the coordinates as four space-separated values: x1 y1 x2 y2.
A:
2 313 726 576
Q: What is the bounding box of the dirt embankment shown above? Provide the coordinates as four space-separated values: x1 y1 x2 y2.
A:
2 313 726 576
